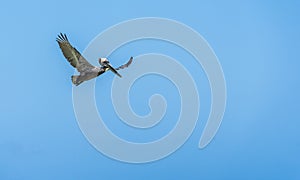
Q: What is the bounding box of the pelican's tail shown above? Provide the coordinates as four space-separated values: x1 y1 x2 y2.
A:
71 75 83 86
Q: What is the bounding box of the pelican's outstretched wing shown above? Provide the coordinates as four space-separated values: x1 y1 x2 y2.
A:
115 57 133 70
56 33 94 72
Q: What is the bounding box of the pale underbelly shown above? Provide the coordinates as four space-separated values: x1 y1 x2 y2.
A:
80 71 99 81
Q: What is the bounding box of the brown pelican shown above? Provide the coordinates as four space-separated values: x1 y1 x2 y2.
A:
56 33 133 86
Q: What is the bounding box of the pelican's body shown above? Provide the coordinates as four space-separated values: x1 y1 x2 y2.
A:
71 66 104 85
56 33 133 86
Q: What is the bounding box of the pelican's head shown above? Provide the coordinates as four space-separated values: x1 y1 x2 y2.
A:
98 57 122 78
99 58 109 66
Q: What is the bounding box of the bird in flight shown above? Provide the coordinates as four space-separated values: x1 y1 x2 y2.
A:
56 33 133 86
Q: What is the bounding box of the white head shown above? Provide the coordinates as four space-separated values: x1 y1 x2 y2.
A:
99 58 109 66
97 57 122 78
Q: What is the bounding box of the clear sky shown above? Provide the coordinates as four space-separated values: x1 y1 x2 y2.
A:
1 0 299 179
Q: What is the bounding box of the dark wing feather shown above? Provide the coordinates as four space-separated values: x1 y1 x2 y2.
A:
56 33 94 72
115 57 133 70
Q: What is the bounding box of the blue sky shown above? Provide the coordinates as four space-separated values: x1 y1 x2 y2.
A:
1 0 299 179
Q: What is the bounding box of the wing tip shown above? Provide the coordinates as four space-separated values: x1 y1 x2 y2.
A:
128 56 133 65
56 33 69 42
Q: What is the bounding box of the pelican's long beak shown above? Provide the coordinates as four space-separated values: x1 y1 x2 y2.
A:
107 64 122 78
